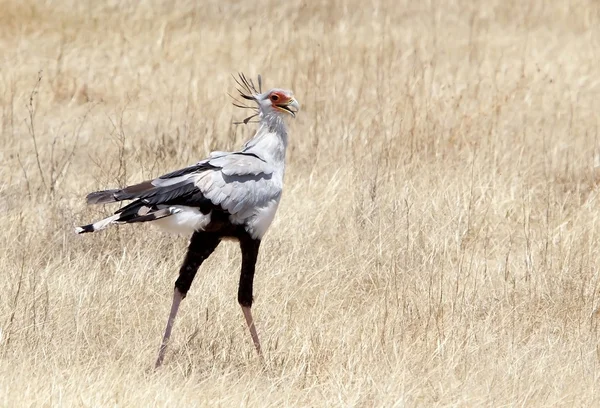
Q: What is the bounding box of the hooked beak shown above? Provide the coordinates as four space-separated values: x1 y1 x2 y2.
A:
276 98 300 117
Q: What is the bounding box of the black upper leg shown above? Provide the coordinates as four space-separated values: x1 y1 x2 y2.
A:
238 233 261 307
175 231 220 297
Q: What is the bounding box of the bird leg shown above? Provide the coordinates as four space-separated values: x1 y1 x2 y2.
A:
155 232 220 369
238 234 262 357
155 288 183 368
242 305 262 356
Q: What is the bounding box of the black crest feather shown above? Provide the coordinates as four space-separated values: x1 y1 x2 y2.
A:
231 73 262 125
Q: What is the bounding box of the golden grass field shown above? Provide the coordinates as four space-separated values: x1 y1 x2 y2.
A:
1 0 600 406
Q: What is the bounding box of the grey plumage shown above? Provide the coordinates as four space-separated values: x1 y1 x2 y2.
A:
76 74 299 368
76 79 299 241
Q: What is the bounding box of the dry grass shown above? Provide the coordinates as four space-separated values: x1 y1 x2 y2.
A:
1 0 600 406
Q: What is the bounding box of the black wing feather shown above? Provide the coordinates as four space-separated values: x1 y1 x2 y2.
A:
115 181 198 212
86 162 216 205
80 160 229 231
158 162 216 180
115 181 224 216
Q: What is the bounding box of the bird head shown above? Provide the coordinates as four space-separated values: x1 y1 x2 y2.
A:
256 89 299 118
232 74 299 124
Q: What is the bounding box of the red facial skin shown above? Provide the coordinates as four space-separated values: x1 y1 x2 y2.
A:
268 91 292 109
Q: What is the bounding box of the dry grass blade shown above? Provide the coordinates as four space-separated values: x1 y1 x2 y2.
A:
1 0 600 407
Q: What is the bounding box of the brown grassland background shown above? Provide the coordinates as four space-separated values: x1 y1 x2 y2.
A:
1 0 600 406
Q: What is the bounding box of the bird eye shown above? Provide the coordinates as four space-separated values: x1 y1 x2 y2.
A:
270 94 279 102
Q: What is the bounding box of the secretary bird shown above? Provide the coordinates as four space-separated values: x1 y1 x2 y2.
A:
75 74 299 368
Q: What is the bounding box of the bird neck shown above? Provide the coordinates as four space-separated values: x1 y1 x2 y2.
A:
243 112 288 165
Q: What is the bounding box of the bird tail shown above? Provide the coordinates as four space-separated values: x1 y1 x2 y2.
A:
75 206 175 234
75 214 121 234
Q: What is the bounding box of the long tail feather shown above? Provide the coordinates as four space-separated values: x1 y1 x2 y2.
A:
75 214 120 234
75 207 176 234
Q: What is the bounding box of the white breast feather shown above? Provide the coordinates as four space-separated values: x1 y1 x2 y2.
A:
247 199 280 239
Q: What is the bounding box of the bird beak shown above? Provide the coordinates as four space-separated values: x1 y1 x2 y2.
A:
276 98 300 117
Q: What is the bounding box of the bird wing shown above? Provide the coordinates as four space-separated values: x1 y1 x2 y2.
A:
204 152 274 176
86 151 277 219
193 154 278 217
